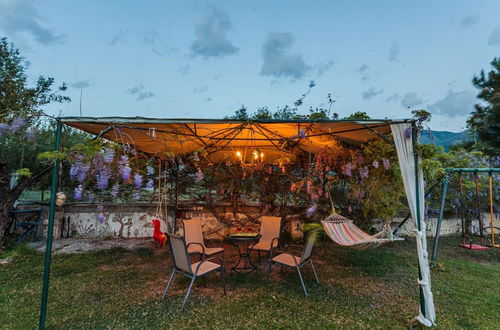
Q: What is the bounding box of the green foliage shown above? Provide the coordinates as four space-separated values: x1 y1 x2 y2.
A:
37 151 68 162
467 57 500 154
343 111 371 120
14 168 31 178
356 138 405 222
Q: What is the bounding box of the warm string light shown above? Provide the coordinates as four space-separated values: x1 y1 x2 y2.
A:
235 150 264 163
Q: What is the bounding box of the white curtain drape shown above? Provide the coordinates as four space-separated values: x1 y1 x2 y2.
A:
391 123 436 327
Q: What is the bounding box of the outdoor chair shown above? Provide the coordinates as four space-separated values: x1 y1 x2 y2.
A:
249 216 282 259
162 233 226 312
266 230 320 297
183 218 225 264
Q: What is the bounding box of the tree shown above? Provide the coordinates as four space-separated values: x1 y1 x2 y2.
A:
0 37 70 244
467 57 500 154
343 111 371 120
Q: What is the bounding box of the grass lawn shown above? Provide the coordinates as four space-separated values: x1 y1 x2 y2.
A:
0 236 499 329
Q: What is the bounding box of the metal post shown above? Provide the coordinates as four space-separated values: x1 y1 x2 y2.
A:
412 124 426 320
38 120 62 329
431 174 449 264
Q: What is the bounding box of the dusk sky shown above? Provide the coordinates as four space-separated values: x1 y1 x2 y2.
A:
1 0 500 132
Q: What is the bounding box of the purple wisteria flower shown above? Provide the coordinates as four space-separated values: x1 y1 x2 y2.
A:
96 204 104 212
145 179 154 189
359 167 369 179
97 213 106 222
96 168 111 189
111 183 120 197
70 157 90 183
404 127 412 139
119 155 129 165
306 204 317 217
103 148 115 163
298 129 306 138
0 123 9 135
372 160 379 168
195 169 204 183
9 117 26 133
133 173 143 188
382 158 390 170
341 163 353 177
121 165 131 181
132 191 141 200
146 166 154 175
74 185 84 200
93 155 111 189
77 164 90 183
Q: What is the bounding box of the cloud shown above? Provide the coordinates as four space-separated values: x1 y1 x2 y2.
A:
193 86 207 94
125 84 144 94
357 64 369 73
386 93 400 103
260 32 310 79
109 29 129 46
357 64 370 82
315 59 335 76
388 40 400 61
136 92 155 101
400 92 424 108
428 90 476 117
141 30 159 47
71 80 90 89
125 84 155 101
361 87 383 100
0 0 65 46
488 26 500 46
178 65 190 75
460 14 478 28
190 6 238 58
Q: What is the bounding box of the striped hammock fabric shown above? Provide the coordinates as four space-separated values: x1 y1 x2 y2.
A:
321 213 391 250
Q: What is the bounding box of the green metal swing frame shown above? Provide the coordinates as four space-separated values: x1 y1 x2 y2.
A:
431 167 500 264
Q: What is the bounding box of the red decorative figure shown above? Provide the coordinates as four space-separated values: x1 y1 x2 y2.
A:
152 219 167 247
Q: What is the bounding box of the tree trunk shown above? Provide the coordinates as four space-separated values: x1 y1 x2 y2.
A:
0 161 51 245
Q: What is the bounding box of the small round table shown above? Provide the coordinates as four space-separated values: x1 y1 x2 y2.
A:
228 234 261 275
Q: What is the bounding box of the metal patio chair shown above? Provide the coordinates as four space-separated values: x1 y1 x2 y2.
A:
162 234 226 312
183 218 225 264
249 216 282 260
266 230 320 296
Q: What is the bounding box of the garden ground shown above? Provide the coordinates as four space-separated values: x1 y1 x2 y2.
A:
0 236 499 329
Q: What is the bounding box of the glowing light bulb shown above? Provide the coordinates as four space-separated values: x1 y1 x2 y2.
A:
260 152 264 159
236 151 242 158
253 151 258 160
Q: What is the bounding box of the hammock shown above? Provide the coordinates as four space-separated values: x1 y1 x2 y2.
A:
321 212 402 250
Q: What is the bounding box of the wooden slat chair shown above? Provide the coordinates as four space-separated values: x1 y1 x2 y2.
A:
183 218 225 264
249 216 282 259
162 234 226 311
266 230 320 296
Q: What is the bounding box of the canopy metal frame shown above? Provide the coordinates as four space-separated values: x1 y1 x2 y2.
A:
38 116 434 329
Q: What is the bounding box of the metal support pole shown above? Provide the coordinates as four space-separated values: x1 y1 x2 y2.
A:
412 124 427 321
431 174 449 264
38 120 62 329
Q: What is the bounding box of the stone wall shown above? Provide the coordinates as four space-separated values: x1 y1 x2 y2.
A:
31 203 305 241
14 203 499 241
